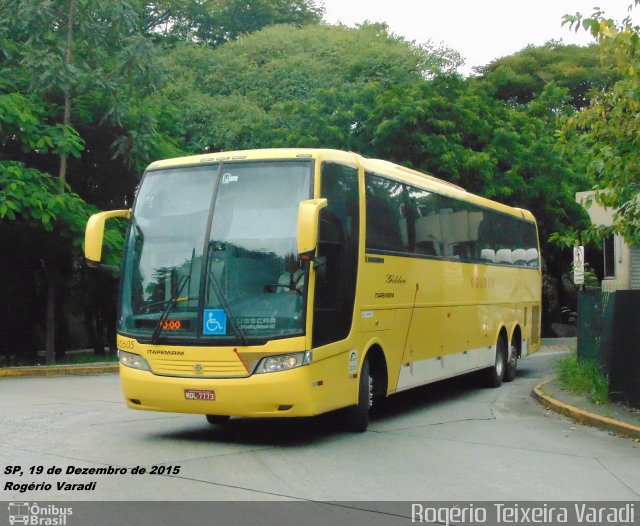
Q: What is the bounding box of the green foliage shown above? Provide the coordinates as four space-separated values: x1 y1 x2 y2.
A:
160 23 463 153
1 0 169 176
0 93 85 158
0 159 124 257
0 15 129 260
0 161 124 262
145 0 324 46
0 88 88 236
165 22 444 103
583 263 601 289
1 162 83 234
478 41 618 108
557 353 609 405
560 3 640 246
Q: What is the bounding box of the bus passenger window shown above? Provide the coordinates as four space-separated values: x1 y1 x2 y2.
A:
365 173 408 253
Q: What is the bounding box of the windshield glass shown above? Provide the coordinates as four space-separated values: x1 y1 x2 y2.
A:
119 160 312 343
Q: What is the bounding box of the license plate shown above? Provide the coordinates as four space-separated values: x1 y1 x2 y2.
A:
184 389 215 401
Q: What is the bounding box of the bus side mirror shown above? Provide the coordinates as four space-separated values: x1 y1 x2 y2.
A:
85 209 131 268
297 198 327 258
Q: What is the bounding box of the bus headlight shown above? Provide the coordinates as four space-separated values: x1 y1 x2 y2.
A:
256 351 312 374
118 350 151 372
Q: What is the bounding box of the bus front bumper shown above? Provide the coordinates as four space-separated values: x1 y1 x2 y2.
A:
119 364 318 418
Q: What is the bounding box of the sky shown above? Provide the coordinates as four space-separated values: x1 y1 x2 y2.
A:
320 0 636 74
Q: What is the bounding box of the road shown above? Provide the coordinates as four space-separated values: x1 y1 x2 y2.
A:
1 346 639 502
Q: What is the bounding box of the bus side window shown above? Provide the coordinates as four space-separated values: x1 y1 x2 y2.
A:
365 173 407 253
407 187 443 258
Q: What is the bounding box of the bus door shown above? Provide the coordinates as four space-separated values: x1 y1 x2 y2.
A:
312 162 360 348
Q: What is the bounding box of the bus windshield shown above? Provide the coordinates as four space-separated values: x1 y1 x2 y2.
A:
119 160 312 343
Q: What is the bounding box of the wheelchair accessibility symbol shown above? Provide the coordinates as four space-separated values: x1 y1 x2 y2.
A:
203 309 227 335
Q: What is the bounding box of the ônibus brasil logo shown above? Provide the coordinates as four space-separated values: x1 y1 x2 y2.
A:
7 502 72 526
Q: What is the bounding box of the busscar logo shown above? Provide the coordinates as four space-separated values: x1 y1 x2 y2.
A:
7 503 73 526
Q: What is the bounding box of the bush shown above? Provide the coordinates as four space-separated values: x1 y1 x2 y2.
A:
557 353 609 405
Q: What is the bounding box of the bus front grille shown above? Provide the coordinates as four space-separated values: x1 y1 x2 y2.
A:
149 358 248 378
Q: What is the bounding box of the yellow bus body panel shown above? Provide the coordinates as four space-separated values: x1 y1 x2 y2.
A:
356 254 541 394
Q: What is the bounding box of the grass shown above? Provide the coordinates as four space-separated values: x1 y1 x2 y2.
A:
34 349 118 365
58 351 118 364
556 352 609 405
1 349 118 368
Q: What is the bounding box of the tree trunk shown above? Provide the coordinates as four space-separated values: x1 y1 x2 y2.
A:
58 0 74 191
46 0 75 365
45 270 56 365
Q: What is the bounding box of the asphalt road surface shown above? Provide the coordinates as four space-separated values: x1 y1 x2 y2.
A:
1 346 639 502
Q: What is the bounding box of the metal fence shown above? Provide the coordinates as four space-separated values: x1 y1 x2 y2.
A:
577 290 615 371
577 289 640 409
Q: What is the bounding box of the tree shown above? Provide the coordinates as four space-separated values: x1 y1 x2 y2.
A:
352 76 590 248
159 22 462 152
143 0 324 46
0 91 123 364
477 41 618 108
1 0 164 362
560 3 640 245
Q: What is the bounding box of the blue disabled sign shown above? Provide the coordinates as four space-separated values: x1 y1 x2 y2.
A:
203 309 227 335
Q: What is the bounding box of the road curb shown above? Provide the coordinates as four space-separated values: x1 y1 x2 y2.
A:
0 363 119 378
532 377 640 440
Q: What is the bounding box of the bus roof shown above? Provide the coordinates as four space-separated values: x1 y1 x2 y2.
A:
146 148 536 223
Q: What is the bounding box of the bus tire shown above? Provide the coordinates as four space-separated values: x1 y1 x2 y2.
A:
344 356 372 433
504 341 518 382
205 415 230 425
483 337 506 388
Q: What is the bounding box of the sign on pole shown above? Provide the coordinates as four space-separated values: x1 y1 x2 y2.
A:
574 245 585 285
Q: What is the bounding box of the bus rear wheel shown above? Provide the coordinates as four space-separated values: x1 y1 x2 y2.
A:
483 337 506 388
504 341 518 382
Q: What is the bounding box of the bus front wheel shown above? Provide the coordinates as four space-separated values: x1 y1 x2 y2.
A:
206 415 230 425
344 357 372 433
483 337 506 388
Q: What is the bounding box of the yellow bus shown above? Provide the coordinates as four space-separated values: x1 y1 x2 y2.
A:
85 148 541 432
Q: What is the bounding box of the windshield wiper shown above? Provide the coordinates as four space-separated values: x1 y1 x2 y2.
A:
151 274 189 344
206 267 248 346
150 248 196 342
